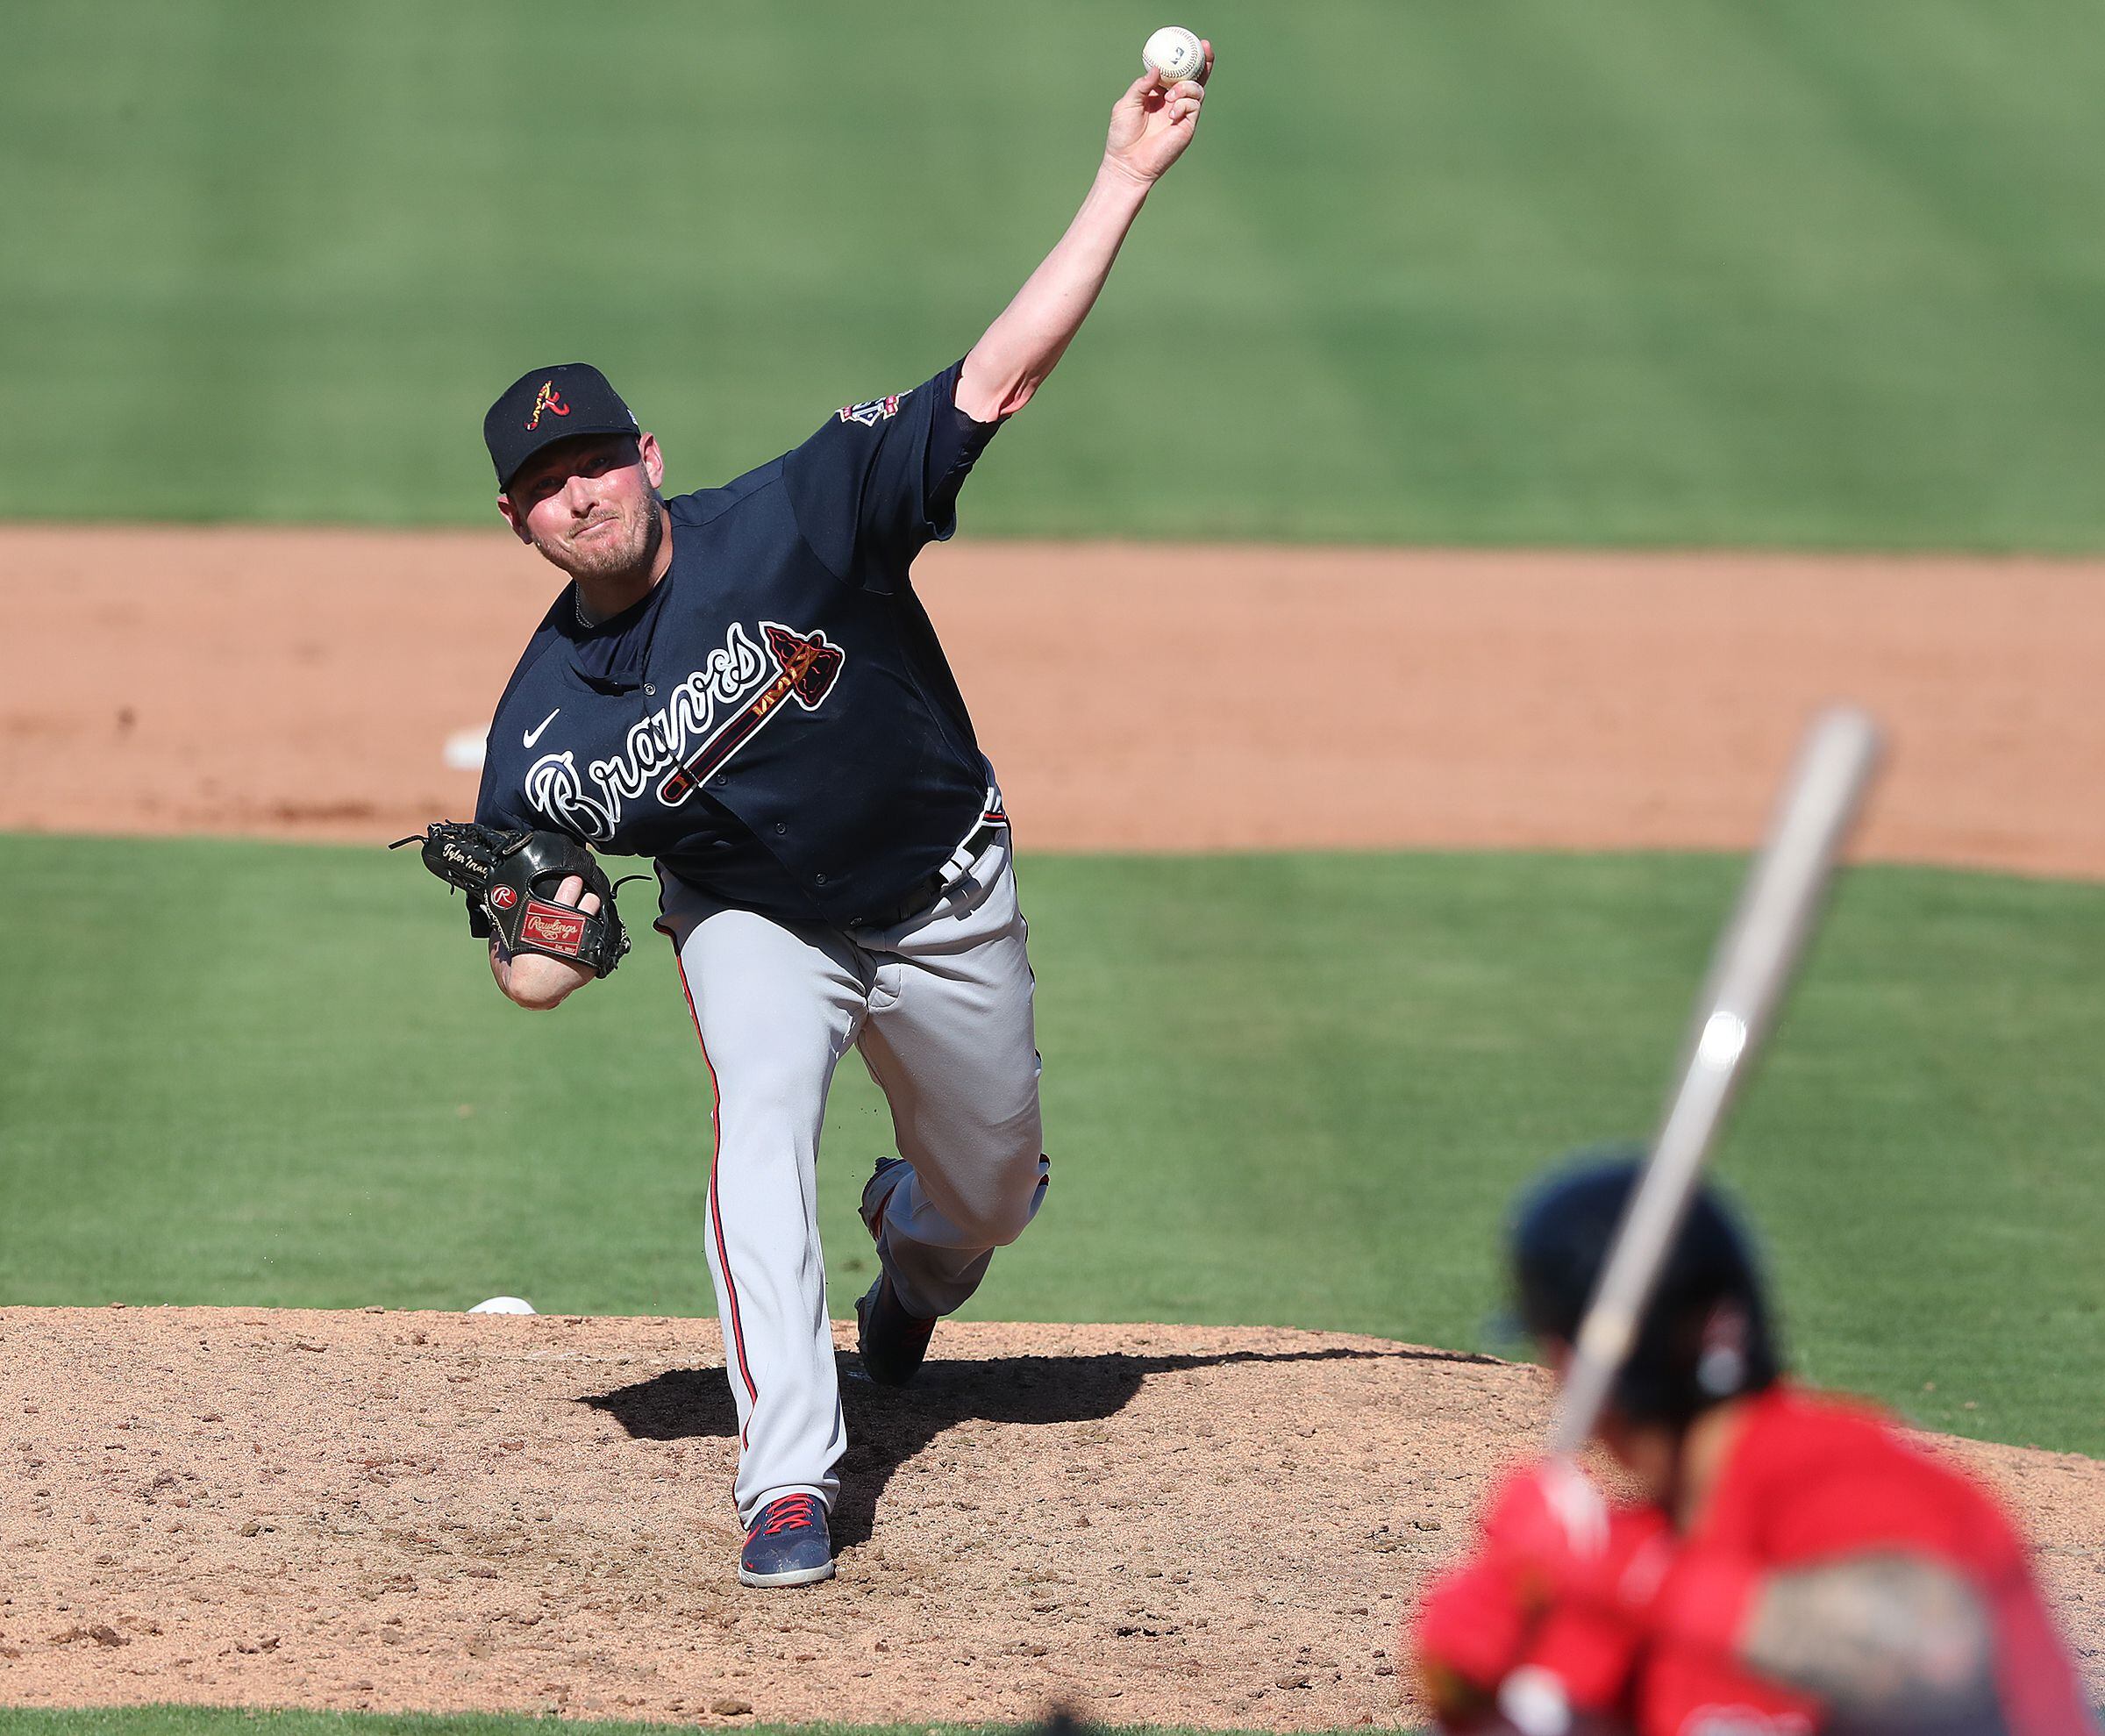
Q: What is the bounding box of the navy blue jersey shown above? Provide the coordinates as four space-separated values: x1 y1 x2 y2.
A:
475 361 1002 928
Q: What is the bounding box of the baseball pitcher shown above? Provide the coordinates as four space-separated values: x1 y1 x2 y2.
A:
408 46 1213 1588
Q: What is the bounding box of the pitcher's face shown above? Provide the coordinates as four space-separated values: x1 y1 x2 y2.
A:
500 431 666 582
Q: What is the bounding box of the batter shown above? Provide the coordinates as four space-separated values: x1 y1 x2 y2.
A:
467 47 1212 1588
1411 1155 2093 1733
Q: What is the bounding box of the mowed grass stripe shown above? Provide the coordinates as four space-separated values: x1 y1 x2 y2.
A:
4 0 2105 547
0 835 2099 1456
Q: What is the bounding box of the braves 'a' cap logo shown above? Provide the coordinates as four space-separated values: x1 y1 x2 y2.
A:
526 382 571 431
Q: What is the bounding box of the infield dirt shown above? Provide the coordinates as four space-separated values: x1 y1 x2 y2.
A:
4 526 2104 877
2 527 2101 1725
3 1308 2101 1728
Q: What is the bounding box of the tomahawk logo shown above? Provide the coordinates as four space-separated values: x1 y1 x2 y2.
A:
656 623 845 805
524 620 847 840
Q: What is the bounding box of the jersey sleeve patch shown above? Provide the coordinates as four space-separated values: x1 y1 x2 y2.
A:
836 388 911 428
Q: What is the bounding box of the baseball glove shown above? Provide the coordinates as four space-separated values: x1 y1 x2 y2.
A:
391 822 633 977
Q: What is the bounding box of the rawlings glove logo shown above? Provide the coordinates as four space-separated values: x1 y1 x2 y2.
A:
519 900 587 954
390 822 636 978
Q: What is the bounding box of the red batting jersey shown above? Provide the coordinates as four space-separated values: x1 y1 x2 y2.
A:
1634 1383 2091 1736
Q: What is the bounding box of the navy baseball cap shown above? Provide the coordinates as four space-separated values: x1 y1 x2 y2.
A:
484 363 641 491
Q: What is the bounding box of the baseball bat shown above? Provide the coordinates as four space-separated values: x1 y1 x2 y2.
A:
1547 704 1884 1458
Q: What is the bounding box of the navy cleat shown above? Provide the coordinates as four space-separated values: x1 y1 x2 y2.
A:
855 1270 937 1387
739 1493 834 1589
857 1156 938 1385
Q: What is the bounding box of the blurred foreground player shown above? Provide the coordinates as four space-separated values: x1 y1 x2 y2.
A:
1411 1153 2094 1736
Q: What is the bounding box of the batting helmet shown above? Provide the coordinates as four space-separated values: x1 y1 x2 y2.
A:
1509 1147 1780 1428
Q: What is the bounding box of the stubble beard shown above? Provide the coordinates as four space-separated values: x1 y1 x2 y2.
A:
538 494 664 588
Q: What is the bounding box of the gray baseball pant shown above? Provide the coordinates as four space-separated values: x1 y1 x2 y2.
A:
660 830 1047 1528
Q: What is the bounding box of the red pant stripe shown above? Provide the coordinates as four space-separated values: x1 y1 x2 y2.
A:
674 955 759 1436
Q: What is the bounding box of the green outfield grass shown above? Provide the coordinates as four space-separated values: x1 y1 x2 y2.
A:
5 0 2105 548
2 833 2099 1457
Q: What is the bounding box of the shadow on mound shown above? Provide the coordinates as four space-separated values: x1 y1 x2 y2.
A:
581 1340 1501 1547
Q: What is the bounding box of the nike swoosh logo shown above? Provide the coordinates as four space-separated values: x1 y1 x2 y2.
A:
523 707 560 748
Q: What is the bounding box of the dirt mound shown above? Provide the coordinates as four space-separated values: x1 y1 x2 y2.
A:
2 1307 2100 1727
4 526 2104 877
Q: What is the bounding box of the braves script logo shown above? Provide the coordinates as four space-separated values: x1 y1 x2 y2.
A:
524 620 847 841
836 386 910 428
525 381 570 431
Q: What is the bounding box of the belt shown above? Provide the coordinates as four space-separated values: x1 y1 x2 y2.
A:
852 813 1008 930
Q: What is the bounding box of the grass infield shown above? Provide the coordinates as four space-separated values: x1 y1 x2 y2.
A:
2 833 2100 1459
5 0 2105 548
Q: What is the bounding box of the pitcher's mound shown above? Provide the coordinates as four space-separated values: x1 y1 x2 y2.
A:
2 1308 2099 1728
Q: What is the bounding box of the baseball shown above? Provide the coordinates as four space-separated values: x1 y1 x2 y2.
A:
468 1296 536 1315
1142 25 1204 85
